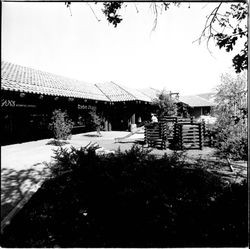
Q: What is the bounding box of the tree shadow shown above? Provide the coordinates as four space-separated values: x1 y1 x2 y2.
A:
1 163 51 221
83 134 102 138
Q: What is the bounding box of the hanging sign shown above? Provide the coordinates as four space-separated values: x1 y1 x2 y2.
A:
77 104 96 111
1 99 15 107
1 99 36 108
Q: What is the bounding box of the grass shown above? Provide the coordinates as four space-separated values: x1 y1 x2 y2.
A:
1 145 248 247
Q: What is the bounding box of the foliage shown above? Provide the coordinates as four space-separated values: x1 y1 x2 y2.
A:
102 2 123 27
88 108 103 130
153 90 177 118
46 139 69 147
204 123 217 147
77 107 104 133
48 109 74 140
1 145 248 247
213 72 247 160
212 3 248 73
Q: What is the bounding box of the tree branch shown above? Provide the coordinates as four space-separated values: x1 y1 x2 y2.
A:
86 3 101 22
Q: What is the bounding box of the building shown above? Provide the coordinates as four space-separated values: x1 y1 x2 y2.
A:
178 95 216 118
1 61 216 145
1 61 155 145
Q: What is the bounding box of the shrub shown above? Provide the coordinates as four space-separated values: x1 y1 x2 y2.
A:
76 108 104 134
46 139 69 146
48 109 74 140
215 129 248 161
213 72 247 161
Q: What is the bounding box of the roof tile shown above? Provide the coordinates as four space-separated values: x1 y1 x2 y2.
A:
179 95 215 107
1 61 109 101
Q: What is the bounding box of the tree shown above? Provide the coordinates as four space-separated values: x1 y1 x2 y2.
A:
65 2 248 74
89 108 103 136
49 109 74 140
213 72 247 162
153 89 178 117
195 2 248 73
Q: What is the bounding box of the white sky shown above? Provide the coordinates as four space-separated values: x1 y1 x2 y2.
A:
2 2 241 95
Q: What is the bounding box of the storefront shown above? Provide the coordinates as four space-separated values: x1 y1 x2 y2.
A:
1 90 112 145
1 91 155 146
1 61 156 145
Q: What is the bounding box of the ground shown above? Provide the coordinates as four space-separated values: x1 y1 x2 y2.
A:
1 131 247 231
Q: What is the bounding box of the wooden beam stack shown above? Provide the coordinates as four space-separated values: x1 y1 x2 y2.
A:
144 122 168 150
173 122 204 150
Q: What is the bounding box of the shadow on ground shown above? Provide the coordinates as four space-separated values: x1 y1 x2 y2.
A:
83 134 102 138
1 163 51 221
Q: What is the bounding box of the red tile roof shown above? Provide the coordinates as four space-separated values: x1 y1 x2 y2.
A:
179 95 215 107
1 61 155 103
119 84 152 102
95 81 135 102
3 61 215 108
1 61 109 101
137 88 160 101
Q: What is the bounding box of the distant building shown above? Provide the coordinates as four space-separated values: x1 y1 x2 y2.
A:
178 95 216 118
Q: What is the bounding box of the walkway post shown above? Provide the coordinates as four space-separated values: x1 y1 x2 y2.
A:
130 113 136 132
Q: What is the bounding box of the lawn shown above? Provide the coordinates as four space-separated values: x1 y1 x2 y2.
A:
1 145 248 248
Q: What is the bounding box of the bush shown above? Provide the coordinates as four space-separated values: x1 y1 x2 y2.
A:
213 73 247 161
46 139 69 146
1 145 247 247
49 109 74 140
214 119 247 161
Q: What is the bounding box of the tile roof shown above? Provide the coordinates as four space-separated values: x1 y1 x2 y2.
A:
3 61 188 104
179 95 216 107
95 81 136 102
1 61 109 101
95 82 153 102
197 92 216 101
137 88 160 101
117 84 152 102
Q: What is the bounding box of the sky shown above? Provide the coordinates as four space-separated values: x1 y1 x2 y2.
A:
2 2 241 95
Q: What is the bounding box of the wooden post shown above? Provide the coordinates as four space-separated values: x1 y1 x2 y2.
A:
144 125 148 144
131 113 136 124
108 122 112 131
104 120 108 131
180 124 183 150
199 123 203 150
191 116 193 124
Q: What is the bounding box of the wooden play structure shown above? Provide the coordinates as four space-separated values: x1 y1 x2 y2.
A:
144 122 168 150
173 122 204 150
145 116 205 150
